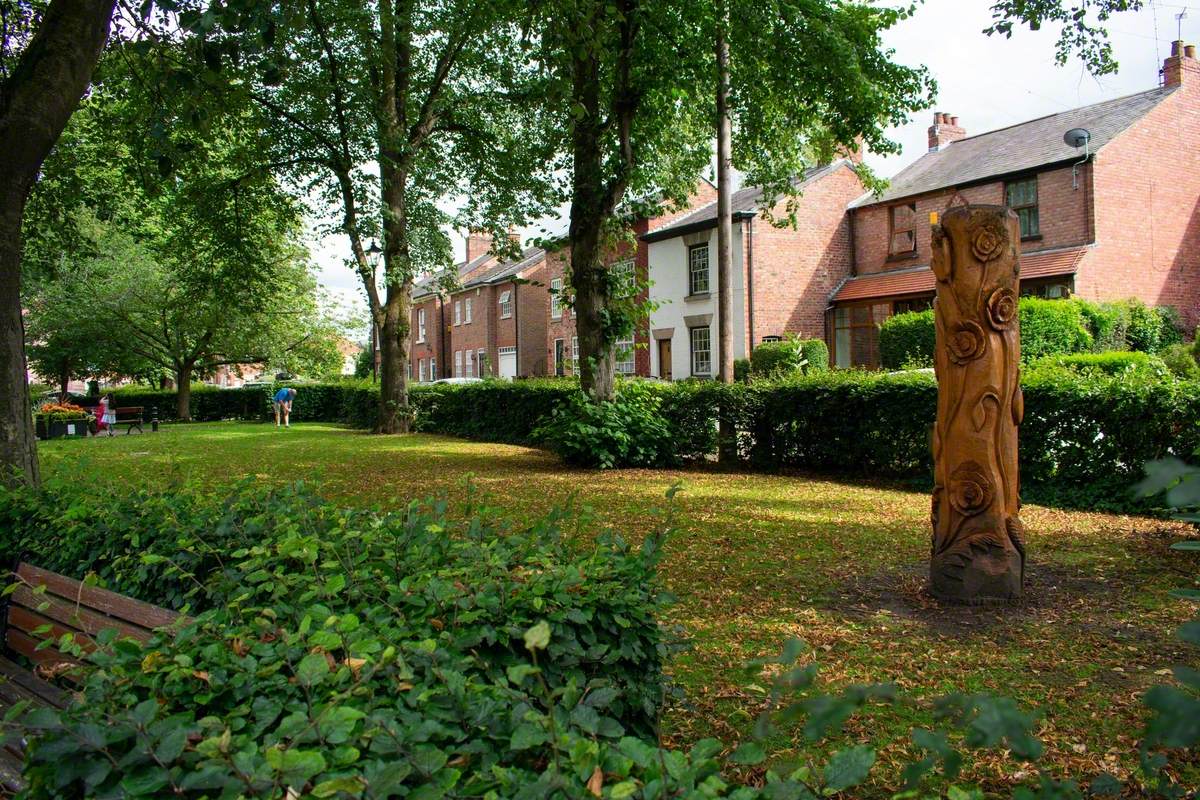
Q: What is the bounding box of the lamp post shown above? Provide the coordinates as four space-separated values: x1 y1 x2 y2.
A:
365 241 383 383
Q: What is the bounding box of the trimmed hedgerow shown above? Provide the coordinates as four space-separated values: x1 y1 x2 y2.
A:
410 379 576 443
878 311 936 370
749 338 829 377
878 297 1185 370
1033 351 1169 378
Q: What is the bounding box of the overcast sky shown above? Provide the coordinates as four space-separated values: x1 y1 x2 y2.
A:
312 0 1199 323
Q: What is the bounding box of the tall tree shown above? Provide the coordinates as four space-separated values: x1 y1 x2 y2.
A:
532 0 713 401
0 0 115 486
179 1 553 432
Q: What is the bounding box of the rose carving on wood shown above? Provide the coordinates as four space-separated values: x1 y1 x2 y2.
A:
929 205 1024 603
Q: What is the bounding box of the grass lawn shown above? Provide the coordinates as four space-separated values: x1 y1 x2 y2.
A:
39 422 1199 794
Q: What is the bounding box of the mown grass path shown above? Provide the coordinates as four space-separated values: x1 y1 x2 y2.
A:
40 422 1198 793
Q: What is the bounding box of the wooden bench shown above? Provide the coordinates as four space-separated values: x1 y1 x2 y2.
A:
0 563 179 792
77 404 146 435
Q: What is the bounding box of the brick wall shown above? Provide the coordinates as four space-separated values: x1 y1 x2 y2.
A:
1084 73 1200 330
852 164 1093 277
749 163 863 343
444 287 490 377
410 295 445 380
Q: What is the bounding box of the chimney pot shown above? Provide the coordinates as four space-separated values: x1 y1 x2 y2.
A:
1172 40 1185 57
1187 44 1196 59
950 115 959 126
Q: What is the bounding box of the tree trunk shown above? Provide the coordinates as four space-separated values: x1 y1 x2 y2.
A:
377 284 412 433
0 208 38 486
59 361 70 399
176 362 193 422
568 42 617 402
0 0 116 487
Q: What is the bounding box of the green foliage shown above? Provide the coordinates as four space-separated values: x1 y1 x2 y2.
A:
750 339 807 377
353 347 374 380
1161 343 1200 381
0 481 674 763
1034 351 1169 378
878 310 936 370
749 337 829 378
1133 456 1200 797
878 298 1184 370
798 338 830 373
533 382 677 468
733 358 751 383
1018 298 1093 360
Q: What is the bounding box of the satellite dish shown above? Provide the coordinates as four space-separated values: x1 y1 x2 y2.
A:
1063 128 1091 148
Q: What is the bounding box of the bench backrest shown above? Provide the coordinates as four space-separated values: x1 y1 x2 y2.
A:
4 563 179 673
113 407 143 417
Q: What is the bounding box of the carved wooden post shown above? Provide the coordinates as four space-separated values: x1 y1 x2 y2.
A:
930 205 1025 603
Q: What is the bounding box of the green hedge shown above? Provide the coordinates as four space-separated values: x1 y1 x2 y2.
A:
749 338 829 377
878 311 936 369
878 297 1184 370
98 369 1200 512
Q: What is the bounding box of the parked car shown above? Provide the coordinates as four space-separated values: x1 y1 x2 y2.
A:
431 377 483 385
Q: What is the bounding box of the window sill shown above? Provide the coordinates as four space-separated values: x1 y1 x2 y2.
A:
685 292 711 301
1020 234 1042 243
886 252 918 263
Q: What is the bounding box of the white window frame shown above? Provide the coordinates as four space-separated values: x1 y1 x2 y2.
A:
464 297 473 323
429 357 437 380
417 308 426 343
553 338 565 376
455 349 463 376
688 244 710 295
690 326 712 376
550 278 563 320
615 336 635 375
465 349 474 377
454 301 462 326
419 358 426 382
477 348 486 377
499 290 513 319
571 336 579 375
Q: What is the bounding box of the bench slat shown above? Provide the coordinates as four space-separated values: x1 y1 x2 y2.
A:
0 746 24 793
14 565 179 631
10 585 153 643
6 607 97 657
4 630 78 673
0 657 67 710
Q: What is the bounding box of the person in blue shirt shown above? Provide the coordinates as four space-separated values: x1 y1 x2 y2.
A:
273 387 297 428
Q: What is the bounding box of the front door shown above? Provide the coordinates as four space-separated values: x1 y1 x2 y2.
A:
657 338 672 380
554 339 565 376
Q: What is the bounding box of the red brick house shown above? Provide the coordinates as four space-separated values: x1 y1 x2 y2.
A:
537 180 719 378
410 232 551 380
832 41 1200 368
641 161 863 378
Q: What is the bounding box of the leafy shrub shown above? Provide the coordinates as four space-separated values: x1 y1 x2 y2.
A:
878 310 936 370
0 480 673 745
1018 297 1093 360
533 382 676 468
733 357 751 383
798 338 830 372
877 297 1185 369
1034 351 1169 378
1161 342 1200 381
749 339 807 377
1124 298 1183 352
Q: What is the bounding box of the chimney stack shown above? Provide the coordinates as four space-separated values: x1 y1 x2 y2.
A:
1164 40 1200 87
465 230 494 263
928 112 967 152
